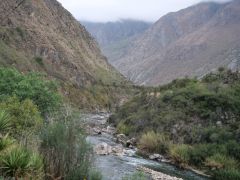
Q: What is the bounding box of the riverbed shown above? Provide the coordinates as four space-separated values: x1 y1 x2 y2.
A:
83 113 208 180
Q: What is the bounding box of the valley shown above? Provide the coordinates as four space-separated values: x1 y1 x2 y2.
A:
0 0 240 180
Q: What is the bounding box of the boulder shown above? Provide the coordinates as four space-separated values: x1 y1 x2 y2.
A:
94 142 112 155
116 134 128 146
93 127 102 135
112 145 124 156
126 138 137 147
149 154 164 161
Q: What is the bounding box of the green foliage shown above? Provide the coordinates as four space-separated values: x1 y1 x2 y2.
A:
117 122 134 135
34 57 44 66
0 97 42 136
40 109 93 179
0 135 15 152
205 154 239 170
138 131 170 154
169 144 191 166
0 111 12 133
213 168 240 180
0 147 43 179
0 68 61 114
88 169 103 180
122 171 147 180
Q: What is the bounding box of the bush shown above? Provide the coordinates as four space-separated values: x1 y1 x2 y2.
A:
88 169 103 180
213 169 240 180
205 154 239 170
0 147 43 179
0 68 61 114
169 144 191 166
0 96 43 138
122 171 147 180
138 131 170 154
34 57 44 66
0 111 11 133
117 122 133 135
40 110 92 179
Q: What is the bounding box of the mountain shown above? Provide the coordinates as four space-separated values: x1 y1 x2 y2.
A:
81 20 151 64
0 0 130 110
113 0 240 86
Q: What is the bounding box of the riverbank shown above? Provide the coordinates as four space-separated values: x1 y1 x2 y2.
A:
83 113 208 180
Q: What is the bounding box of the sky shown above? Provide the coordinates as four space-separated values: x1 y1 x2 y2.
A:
57 0 231 22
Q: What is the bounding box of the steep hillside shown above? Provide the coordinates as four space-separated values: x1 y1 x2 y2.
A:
82 20 151 64
110 69 240 179
114 0 240 85
0 0 131 110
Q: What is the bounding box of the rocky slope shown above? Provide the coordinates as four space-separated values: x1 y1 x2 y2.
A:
0 0 130 110
82 20 151 64
114 0 240 85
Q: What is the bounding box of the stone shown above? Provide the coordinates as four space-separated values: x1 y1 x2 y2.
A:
94 142 112 155
126 138 137 147
112 145 124 156
149 154 164 161
116 134 128 146
93 127 102 135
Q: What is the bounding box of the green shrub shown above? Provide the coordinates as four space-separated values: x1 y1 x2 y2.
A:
122 171 147 180
40 110 92 179
34 57 44 66
117 122 133 135
169 144 191 166
213 169 240 180
0 68 61 114
88 169 103 180
0 135 15 152
0 96 43 137
225 141 240 161
205 154 239 170
0 111 11 133
138 131 170 154
0 147 43 179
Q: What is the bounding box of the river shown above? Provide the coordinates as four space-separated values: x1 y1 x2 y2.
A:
83 113 208 180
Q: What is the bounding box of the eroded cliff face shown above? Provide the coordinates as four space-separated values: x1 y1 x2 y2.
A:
113 1 240 86
0 0 129 110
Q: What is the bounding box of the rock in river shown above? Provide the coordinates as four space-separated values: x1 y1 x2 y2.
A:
94 142 112 155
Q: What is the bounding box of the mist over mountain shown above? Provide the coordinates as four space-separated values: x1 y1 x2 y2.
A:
81 20 152 64
96 0 240 86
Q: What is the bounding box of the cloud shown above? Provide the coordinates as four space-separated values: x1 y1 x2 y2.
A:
57 0 231 22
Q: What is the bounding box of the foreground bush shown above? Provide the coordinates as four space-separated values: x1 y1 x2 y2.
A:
40 109 93 179
0 147 43 179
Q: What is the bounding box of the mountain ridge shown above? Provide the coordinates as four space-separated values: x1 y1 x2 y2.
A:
0 0 130 110
112 0 240 85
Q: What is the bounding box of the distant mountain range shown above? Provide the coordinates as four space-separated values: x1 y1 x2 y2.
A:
81 20 152 64
83 0 240 86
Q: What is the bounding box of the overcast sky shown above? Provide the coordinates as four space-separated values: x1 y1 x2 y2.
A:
57 0 231 22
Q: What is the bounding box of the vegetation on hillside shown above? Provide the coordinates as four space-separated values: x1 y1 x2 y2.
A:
110 68 240 179
0 68 100 179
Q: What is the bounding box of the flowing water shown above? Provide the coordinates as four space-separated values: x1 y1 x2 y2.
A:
83 113 209 180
